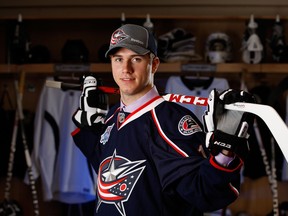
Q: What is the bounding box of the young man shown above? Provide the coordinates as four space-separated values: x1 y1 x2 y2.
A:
71 24 255 216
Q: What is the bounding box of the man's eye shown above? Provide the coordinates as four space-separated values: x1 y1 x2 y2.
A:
114 58 122 62
131 57 142 62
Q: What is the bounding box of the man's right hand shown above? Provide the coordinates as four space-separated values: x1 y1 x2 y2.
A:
72 76 108 130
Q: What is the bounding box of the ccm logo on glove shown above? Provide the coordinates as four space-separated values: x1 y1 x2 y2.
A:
213 141 232 149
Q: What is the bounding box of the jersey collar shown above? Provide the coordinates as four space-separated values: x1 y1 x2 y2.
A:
120 86 159 113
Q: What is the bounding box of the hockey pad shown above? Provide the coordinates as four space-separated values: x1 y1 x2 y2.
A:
72 75 108 130
203 89 256 159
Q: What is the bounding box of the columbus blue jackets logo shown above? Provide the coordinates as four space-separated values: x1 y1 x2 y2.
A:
96 150 146 216
111 29 128 46
178 115 202 136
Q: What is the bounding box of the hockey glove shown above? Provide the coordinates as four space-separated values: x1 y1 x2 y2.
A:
203 89 256 160
72 75 108 130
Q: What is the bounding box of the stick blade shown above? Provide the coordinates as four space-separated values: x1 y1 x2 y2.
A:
225 102 288 162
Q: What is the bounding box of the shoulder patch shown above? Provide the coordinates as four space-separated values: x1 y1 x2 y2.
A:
178 115 202 136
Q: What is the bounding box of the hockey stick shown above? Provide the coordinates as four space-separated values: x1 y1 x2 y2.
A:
164 93 288 163
270 138 279 216
45 80 288 163
254 121 279 216
15 72 40 216
45 79 120 94
0 91 23 216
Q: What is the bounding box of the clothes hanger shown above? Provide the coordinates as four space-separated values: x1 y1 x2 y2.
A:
54 72 80 84
53 63 91 85
180 72 214 91
180 63 216 91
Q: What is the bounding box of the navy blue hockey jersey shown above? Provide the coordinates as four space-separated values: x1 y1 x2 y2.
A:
72 91 242 216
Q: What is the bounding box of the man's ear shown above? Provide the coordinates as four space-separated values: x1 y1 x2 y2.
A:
152 57 160 73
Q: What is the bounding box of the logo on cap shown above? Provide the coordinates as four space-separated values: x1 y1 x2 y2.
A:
111 29 128 46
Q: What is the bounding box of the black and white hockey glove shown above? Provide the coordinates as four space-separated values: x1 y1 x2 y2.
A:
72 75 108 131
203 89 256 160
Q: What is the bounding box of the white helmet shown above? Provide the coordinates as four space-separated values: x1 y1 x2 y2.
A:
242 33 263 64
205 32 232 64
242 14 264 64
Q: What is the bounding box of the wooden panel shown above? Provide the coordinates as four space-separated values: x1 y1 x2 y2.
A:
1 0 288 7
1 4 288 19
1 7 288 20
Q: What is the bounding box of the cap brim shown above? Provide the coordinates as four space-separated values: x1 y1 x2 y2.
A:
105 44 150 58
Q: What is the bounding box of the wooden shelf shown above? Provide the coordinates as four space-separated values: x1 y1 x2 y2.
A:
0 64 18 73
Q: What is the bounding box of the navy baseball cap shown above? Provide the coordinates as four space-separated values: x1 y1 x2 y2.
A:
105 24 157 57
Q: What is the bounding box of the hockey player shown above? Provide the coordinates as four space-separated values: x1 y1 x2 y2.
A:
71 24 256 216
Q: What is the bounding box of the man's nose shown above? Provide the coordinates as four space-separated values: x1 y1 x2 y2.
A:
121 60 133 73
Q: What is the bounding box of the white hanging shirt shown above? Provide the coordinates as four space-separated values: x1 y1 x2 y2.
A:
25 78 97 204
165 76 229 121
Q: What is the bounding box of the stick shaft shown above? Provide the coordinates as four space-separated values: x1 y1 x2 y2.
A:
4 110 19 200
45 80 288 162
45 80 120 94
15 73 40 216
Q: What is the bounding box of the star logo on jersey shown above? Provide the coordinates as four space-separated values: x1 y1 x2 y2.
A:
178 115 202 136
110 29 128 46
100 123 114 145
96 150 146 216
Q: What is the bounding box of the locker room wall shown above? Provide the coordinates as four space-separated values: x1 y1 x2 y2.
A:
1 1 288 216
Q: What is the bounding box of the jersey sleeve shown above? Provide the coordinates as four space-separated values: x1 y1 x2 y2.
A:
71 127 101 171
71 105 118 171
150 102 241 212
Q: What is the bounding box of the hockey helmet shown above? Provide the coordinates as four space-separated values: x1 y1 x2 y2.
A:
242 14 264 64
61 39 89 63
205 32 232 64
270 15 288 62
242 33 263 64
27 45 51 63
